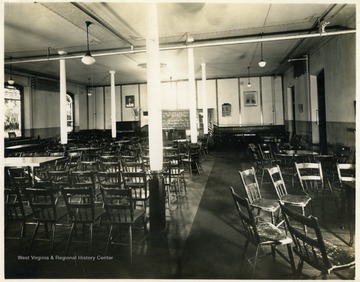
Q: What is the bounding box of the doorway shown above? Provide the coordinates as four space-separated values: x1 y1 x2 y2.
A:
317 70 327 153
291 86 296 136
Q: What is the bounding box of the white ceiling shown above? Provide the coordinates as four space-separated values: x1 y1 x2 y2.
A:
4 2 356 86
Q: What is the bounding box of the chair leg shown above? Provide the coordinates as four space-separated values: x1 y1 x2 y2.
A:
50 224 56 254
301 206 307 235
286 244 296 278
252 246 260 278
260 170 265 188
129 225 133 264
105 225 114 255
240 239 250 269
19 222 25 250
30 222 40 251
65 223 74 255
296 259 304 278
89 223 93 254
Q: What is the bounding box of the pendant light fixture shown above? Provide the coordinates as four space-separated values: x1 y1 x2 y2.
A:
247 66 251 87
81 21 96 65
258 41 266 68
8 57 15 85
87 78 92 96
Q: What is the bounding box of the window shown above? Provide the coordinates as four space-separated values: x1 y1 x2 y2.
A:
4 87 22 138
66 93 74 132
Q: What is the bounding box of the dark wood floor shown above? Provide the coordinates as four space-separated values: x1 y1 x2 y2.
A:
4 148 356 279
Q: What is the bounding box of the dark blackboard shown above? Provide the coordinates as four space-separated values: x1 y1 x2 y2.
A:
162 110 190 129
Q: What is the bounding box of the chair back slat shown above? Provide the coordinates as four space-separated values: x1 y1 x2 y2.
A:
267 165 288 199
101 187 134 223
25 188 58 222
229 187 261 246
239 167 261 204
61 187 97 224
279 202 332 271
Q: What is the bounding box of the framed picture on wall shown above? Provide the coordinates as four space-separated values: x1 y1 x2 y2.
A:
125 95 135 108
244 91 257 107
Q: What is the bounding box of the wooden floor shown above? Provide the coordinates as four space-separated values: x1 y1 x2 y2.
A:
4 147 356 279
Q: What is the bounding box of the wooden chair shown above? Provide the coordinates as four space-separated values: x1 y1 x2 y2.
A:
24 188 69 253
97 171 123 189
122 171 150 211
5 187 33 250
164 154 186 197
181 144 202 177
295 162 340 222
334 146 352 164
163 161 179 210
239 167 281 225
267 165 312 233
279 202 355 279
229 187 295 278
67 151 82 170
248 144 274 187
61 187 105 254
70 170 99 201
100 186 148 263
336 163 355 246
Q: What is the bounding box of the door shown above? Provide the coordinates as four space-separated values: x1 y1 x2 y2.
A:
317 70 327 153
291 86 296 136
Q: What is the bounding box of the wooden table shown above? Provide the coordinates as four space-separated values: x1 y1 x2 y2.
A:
5 144 39 150
343 181 355 246
278 149 318 162
281 149 318 156
5 156 64 185
5 143 41 156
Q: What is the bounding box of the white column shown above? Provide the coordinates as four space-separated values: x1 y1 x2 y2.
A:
59 58 67 144
109 70 116 138
201 63 208 135
188 47 197 143
147 2 163 171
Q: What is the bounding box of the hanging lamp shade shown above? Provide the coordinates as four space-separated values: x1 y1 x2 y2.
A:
8 57 15 85
87 78 92 96
258 41 266 68
81 21 96 65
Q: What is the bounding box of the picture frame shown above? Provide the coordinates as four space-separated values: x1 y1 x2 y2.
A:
125 95 135 108
244 91 257 107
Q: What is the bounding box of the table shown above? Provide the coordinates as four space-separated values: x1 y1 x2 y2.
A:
5 144 39 150
343 181 355 246
277 149 318 162
281 149 318 156
5 156 64 185
5 143 40 157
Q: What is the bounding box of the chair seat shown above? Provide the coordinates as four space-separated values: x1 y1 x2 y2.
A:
281 194 311 207
131 190 149 200
323 240 355 269
69 207 105 223
107 209 146 224
251 198 279 212
257 221 292 244
293 239 355 270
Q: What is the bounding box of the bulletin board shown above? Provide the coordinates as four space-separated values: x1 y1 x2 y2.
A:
162 110 190 129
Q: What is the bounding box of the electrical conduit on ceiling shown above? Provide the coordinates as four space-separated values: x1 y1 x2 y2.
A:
6 29 356 65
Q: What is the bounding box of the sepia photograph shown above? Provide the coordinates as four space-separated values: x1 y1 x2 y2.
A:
3 1 356 280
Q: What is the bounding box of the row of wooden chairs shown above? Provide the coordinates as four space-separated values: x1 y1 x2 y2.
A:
5 178 149 263
234 162 355 278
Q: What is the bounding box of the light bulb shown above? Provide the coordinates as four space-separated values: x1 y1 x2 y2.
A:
247 82 251 88
258 60 266 67
8 78 15 85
